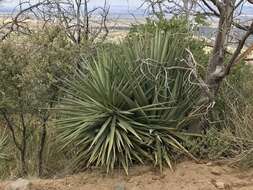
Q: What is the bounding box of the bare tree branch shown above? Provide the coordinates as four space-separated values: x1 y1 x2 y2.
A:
224 22 253 76
0 0 110 43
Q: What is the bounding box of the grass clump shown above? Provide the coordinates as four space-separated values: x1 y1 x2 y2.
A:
187 63 253 168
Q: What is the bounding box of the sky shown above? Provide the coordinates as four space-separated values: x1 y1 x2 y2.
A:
0 0 252 16
0 0 143 8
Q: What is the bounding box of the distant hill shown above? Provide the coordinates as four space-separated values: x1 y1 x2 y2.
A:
0 5 146 18
0 4 252 18
0 7 12 14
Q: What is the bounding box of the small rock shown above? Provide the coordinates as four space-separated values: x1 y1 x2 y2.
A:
211 179 231 190
215 181 226 189
210 168 222 176
152 176 160 181
128 178 134 183
206 162 213 166
5 179 31 190
114 183 125 190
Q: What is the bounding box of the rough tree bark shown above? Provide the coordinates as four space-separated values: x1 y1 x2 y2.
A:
203 0 253 100
205 0 236 99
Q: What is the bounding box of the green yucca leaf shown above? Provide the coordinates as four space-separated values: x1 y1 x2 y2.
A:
118 118 142 141
107 116 116 163
0 132 7 160
89 117 112 149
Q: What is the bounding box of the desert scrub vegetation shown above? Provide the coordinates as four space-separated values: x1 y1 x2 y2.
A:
187 63 253 167
56 18 253 174
0 14 253 179
0 26 101 178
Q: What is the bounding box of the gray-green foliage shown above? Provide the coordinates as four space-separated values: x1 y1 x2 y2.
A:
0 27 83 177
57 28 206 174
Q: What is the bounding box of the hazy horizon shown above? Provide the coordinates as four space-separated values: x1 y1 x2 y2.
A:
0 0 146 18
0 0 143 9
0 0 252 18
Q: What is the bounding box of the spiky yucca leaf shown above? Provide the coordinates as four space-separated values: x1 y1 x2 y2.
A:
57 28 204 173
0 132 7 160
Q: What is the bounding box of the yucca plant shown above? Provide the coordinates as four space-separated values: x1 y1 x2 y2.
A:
56 28 205 174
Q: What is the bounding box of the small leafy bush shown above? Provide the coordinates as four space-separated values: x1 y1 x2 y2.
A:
129 17 190 35
0 26 93 178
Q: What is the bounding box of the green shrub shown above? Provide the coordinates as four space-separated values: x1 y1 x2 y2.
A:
57 27 207 174
0 26 95 178
129 17 190 35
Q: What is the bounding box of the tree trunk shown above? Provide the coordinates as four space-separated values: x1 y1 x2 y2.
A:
18 87 28 176
38 120 47 177
205 0 235 98
38 100 52 177
189 0 236 133
183 0 191 18
75 0 82 44
20 149 27 176
20 112 28 176
84 0 89 41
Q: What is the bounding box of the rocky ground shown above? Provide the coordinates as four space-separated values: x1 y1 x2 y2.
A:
1 161 253 190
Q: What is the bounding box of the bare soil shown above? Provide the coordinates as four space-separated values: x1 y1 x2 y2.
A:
1 161 253 190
